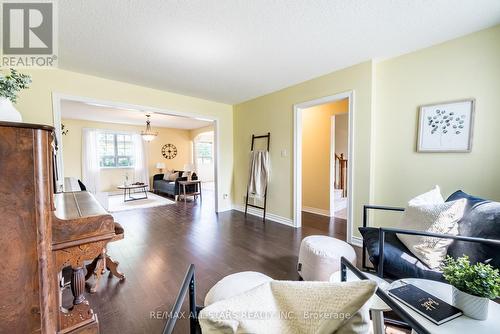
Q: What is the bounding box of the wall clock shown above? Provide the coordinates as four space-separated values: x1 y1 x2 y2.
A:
161 143 177 159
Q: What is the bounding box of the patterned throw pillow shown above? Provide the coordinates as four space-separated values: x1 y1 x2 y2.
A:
397 186 466 269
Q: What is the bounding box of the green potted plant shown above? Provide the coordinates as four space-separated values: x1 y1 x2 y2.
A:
442 255 500 320
0 68 32 122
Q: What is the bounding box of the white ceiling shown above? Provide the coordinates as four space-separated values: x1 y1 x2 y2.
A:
59 1 500 104
61 100 212 130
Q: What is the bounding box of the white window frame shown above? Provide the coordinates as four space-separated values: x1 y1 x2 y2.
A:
97 130 136 169
195 140 213 165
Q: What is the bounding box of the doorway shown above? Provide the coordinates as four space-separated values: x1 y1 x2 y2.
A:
293 91 354 243
192 130 215 196
52 93 221 212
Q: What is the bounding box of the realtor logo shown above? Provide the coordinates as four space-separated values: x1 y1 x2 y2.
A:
1 0 57 67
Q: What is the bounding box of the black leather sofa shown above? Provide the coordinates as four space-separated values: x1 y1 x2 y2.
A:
153 171 198 200
360 190 500 281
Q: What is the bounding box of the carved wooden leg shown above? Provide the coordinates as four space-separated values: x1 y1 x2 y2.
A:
90 256 106 293
56 240 108 333
85 249 107 293
106 255 125 280
85 257 99 281
60 268 96 332
71 267 86 305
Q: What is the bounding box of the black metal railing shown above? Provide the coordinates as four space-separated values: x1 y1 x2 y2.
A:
362 204 500 277
162 264 200 334
362 205 405 270
340 256 431 334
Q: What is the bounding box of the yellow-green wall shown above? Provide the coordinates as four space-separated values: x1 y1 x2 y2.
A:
233 61 374 229
14 69 233 211
233 25 500 239
372 24 500 226
61 118 193 192
11 24 500 235
189 124 214 140
302 99 348 212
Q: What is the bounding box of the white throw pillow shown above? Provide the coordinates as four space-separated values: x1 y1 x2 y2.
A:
408 185 444 206
397 195 466 269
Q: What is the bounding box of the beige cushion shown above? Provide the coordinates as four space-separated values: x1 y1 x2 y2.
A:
162 170 173 181
397 186 466 269
168 171 179 181
204 271 273 306
199 280 377 334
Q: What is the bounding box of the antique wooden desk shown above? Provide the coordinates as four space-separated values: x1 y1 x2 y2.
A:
0 122 116 334
53 191 116 333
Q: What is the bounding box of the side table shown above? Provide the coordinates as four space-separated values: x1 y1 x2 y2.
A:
178 180 202 203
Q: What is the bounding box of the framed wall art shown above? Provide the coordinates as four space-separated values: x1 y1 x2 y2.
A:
417 99 475 152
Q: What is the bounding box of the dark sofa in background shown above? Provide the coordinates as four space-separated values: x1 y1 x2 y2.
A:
153 171 198 200
359 190 500 282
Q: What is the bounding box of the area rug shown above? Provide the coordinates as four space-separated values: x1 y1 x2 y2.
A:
107 192 175 212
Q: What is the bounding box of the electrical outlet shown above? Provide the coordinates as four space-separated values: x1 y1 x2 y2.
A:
281 149 287 157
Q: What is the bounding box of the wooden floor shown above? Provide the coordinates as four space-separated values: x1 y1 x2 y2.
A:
86 188 355 333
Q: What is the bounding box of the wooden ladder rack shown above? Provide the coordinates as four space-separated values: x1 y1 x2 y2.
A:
245 132 270 222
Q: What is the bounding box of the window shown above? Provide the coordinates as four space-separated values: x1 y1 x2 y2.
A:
98 132 135 168
195 141 213 165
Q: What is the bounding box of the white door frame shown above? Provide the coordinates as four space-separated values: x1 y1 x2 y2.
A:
293 90 355 243
330 115 336 217
193 130 215 182
51 92 222 212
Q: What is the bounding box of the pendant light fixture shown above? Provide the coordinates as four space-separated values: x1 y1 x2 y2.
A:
141 114 158 142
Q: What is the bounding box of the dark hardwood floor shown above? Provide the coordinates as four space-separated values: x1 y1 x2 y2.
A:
85 187 353 333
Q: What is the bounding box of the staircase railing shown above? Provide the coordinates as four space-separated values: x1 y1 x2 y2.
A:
334 153 348 198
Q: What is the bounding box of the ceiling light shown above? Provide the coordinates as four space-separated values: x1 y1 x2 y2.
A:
141 114 158 142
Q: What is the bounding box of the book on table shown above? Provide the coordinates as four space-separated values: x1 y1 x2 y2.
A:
388 283 462 325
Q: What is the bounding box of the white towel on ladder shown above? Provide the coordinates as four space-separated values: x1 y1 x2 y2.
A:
248 150 270 199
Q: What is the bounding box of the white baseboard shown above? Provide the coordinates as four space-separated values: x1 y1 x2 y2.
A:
302 206 332 217
232 205 295 227
234 205 362 245
350 235 363 248
217 205 233 213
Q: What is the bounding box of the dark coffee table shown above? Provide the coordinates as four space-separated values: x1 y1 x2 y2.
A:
117 184 148 202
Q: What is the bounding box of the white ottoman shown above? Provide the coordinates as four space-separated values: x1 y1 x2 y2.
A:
298 236 356 281
204 271 273 306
